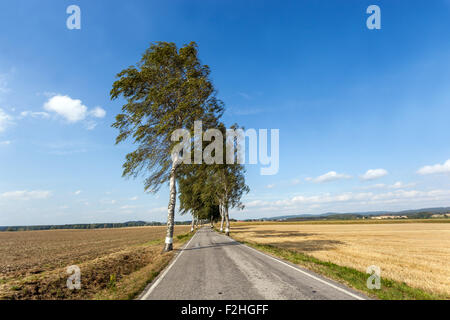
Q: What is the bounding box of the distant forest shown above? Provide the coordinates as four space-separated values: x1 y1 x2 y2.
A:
0 221 191 232
283 211 446 221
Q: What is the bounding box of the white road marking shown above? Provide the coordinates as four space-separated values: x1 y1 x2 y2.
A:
141 229 366 300
241 241 366 300
140 230 198 300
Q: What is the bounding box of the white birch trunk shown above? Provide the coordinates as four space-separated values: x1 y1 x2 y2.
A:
219 205 224 232
190 215 195 232
163 163 177 251
225 205 230 236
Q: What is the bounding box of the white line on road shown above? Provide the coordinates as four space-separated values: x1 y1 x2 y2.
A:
140 230 198 300
241 241 366 300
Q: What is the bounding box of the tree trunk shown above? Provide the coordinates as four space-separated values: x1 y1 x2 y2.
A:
190 215 195 232
219 205 224 232
210 216 213 228
164 164 177 252
225 205 230 236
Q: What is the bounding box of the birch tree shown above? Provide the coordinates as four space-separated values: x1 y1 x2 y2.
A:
212 125 249 236
111 42 223 251
178 163 221 228
218 163 249 236
197 127 249 236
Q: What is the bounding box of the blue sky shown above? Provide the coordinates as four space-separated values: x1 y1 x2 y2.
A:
1 0 450 225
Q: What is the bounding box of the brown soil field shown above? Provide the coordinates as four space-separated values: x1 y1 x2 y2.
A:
230 222 450 297
0 225 190 299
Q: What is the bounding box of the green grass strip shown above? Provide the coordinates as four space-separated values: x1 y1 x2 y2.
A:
239 240 447 300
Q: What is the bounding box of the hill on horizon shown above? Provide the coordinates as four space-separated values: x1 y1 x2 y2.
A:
258 207 450 221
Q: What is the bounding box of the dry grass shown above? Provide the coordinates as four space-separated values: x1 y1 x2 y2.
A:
230 222 450 297
0 226 191 299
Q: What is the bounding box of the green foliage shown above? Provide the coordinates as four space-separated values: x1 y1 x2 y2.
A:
177 123 249 221
108 274 117 290
0 221 192 232
110 41 223 192
176 232 194 241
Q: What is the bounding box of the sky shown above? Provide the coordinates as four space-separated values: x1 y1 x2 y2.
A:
1 0 450 225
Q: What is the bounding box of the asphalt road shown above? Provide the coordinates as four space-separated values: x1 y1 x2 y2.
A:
140 227 368 300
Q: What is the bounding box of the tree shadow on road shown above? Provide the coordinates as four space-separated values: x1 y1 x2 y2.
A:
235 229 344 252
243 230 316 238
270 239 344 252
182 241 240 251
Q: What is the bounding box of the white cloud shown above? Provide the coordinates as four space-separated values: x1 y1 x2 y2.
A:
360 181 416 190
120 205 138 210
0 74 10 94
100 199 117 205
307 171 352 183
0 140 11 146
0 108 13 132
238 92 252 100
42 95 106 129
37 91 58 98
360 183 386 189
84 121 97 130
417 159 450 175
148 207 167 214
74 190 82 195
360 168 388 181
20 111 50 119
266 184 275 189
89 107 106 118
129 196 138 201
0 190 52 200
390 181 416 189
243 188 450 215
44 95 88 122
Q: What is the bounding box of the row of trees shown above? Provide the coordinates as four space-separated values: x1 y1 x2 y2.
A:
111 41 249 251
0 221 191 232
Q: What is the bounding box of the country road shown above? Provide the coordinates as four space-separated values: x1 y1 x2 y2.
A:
140 227 368 300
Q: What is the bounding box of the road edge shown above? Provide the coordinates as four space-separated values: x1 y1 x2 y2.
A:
215 229 369 300
137 230 198 300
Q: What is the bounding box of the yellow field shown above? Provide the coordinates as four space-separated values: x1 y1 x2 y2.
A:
230 222 450 296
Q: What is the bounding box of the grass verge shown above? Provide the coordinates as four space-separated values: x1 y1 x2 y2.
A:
95 231 195 300
234 238 447 300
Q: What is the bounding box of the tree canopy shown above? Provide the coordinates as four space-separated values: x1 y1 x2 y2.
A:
111 41 247 250
111 41 223 191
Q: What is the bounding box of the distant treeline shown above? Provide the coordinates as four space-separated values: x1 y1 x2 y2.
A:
288 212 449 221
0 220 192 232
245 211 450 222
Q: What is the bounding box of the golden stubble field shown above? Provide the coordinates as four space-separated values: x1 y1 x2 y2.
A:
0 225 190 299
230 222 450 296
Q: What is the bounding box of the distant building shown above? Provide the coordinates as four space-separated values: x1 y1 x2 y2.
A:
371 215 408 220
